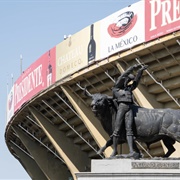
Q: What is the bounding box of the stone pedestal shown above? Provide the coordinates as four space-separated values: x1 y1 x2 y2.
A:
76 158 180 180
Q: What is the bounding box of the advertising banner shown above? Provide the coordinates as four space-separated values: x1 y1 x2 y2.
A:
14 47 56 112
100 1 145 59
56 26 96 80
145 0 180 41
6 86 14 123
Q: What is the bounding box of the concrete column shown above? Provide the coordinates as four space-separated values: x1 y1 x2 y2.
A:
9 141 47 180
29 106 91 180
13 126 71 180
61 85 113 157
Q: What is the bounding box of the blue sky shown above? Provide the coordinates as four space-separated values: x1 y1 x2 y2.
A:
0 0 138 179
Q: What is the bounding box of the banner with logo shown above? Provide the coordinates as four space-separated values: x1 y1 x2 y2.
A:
100 1 145 59
145 0 180 41
6 86 14 123
56 25 99 80
13 47 56 112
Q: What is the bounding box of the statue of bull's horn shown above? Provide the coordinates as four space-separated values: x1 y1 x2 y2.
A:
83 86 93 97
76 83 93 97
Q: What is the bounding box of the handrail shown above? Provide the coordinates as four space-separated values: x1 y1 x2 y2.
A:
17 124 65 163
135 58 180 108
42 99 104 159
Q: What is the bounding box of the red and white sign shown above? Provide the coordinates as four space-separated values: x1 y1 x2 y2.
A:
100 1 145 59
145 0 180 41
6 86 14 123
7 47 56 122
13 47 56 112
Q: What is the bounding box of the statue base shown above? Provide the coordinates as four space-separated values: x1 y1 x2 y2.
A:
76 158 180 180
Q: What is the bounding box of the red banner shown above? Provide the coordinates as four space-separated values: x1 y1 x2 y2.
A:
145 0 180 41
14 47 56 112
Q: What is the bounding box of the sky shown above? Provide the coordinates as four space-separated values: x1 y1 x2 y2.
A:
0 0 139 179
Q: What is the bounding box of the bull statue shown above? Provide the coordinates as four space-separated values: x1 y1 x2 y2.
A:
85 91 180 159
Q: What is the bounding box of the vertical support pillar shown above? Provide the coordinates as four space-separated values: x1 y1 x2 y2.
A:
9 141 47 180
13 126 71 180
61 85 113 157
29 106 91 180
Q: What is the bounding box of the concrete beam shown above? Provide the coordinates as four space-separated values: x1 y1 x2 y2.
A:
13 126 71 180
9 141 47 180
148 76 180 94
143 65 180 86
29 106 91 180
61 85 113 157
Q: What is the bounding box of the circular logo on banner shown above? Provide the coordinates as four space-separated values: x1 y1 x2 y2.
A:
107 11 137 38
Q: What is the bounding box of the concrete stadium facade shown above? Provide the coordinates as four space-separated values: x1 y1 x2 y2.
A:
5 1 180 179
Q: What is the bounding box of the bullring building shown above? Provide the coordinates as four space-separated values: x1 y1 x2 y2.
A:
5 0 180 179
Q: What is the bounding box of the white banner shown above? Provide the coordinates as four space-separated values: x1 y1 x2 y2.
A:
6 86 14 123
100 1 145 59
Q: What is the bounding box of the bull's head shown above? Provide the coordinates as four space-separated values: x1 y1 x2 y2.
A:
83 87 113 116
91 94 110 114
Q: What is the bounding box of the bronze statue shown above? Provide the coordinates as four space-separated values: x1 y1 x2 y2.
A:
111 64 148 158
88 92 180 159
111 64 147 157
82 64 180 159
